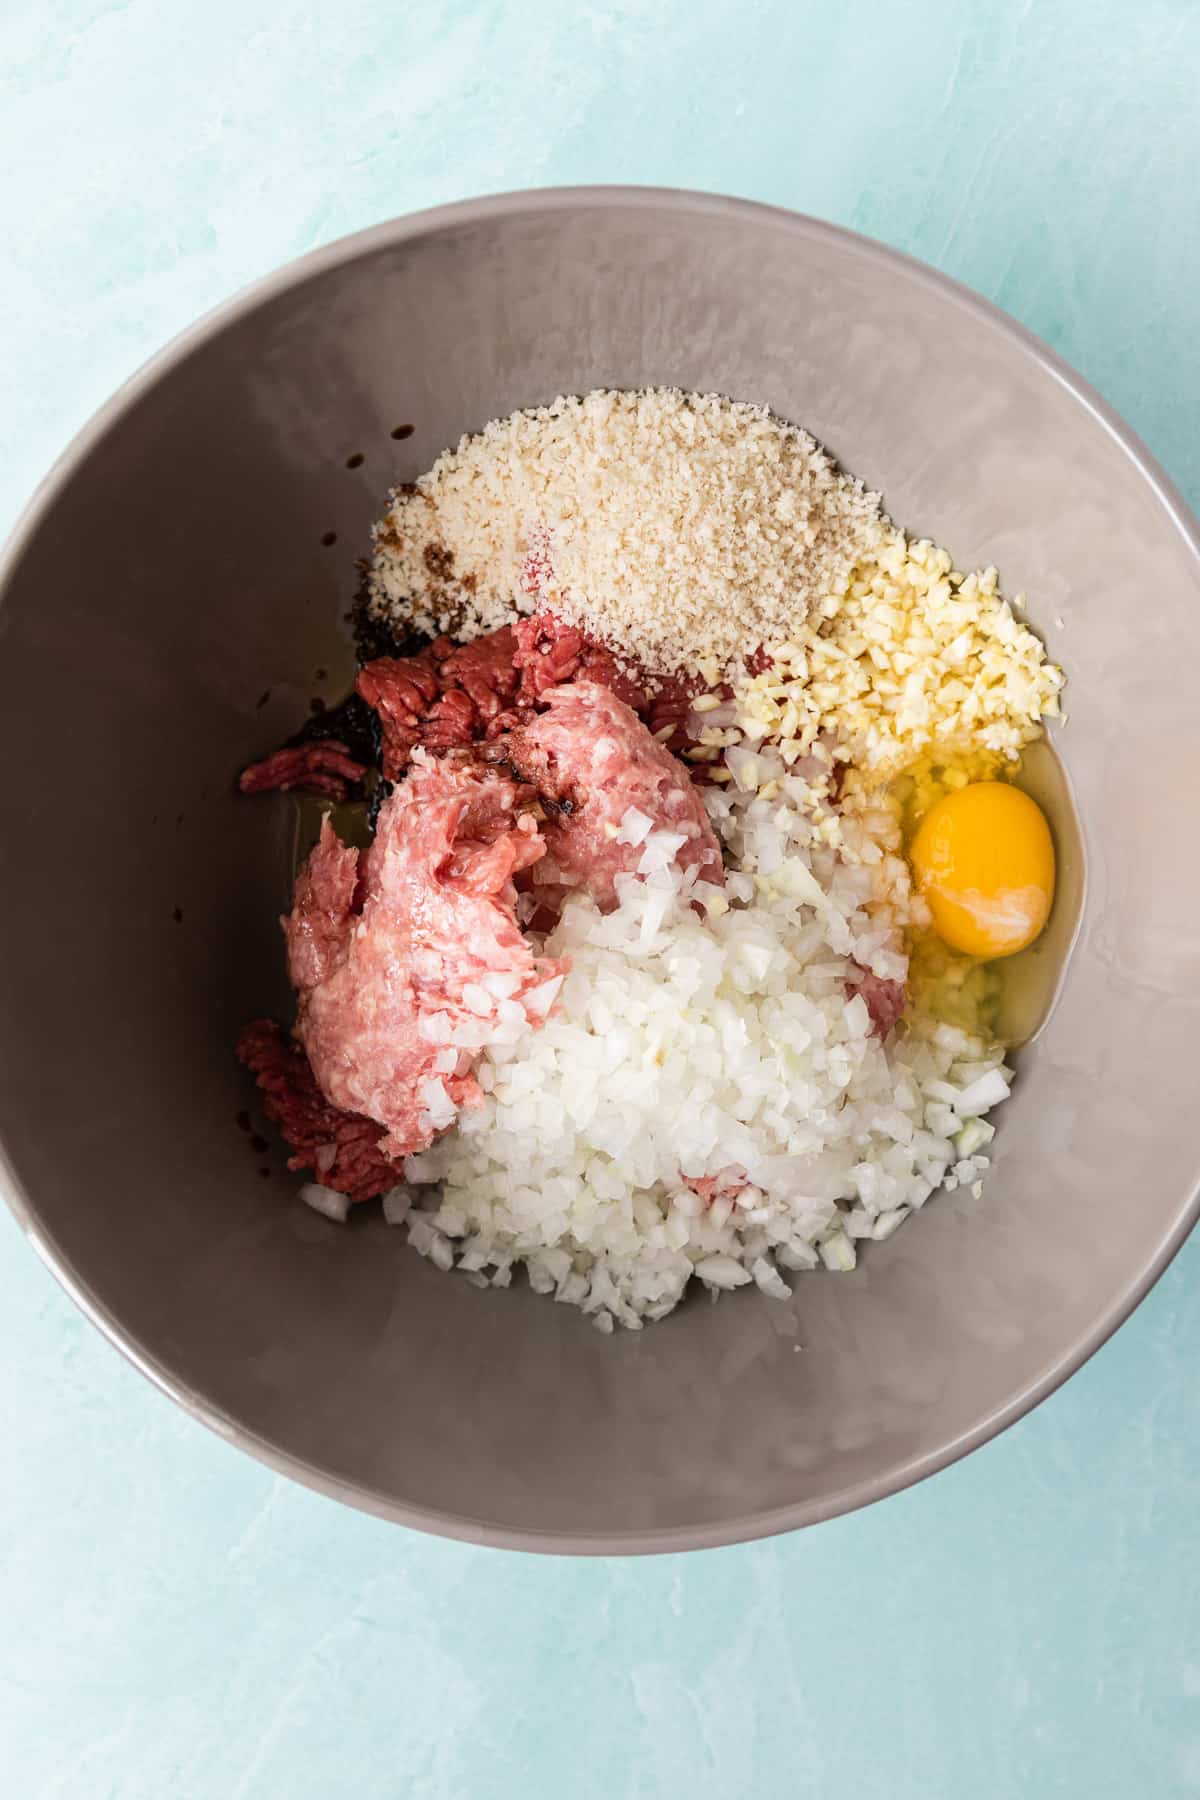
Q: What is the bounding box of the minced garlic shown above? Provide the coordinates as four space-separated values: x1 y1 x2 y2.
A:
733 532 1063 777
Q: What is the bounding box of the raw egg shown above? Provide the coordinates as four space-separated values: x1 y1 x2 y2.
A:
909 781 1055 959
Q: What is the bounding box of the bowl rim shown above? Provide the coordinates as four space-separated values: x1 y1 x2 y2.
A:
3 184 1199 1555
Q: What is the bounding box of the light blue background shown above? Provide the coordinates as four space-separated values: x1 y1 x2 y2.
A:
4 2 1199 1794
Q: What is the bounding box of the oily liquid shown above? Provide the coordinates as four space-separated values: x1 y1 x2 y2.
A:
988 736 1082 1047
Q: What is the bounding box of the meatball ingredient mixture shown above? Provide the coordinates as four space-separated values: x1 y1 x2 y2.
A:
238 388 1066 1331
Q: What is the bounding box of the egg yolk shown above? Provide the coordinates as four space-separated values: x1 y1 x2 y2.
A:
909 782 1055 959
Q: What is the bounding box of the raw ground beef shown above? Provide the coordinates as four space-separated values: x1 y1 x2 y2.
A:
353 629 521 779
437 628 523 726
852 967 908 1040
238 740 367 802
354 646 440 779
287 751 564 1158
240 613 705 795
513 613 704 745
236 1020 406 1201
687 1167 750 1205
512 612 649 711
491 680 725 911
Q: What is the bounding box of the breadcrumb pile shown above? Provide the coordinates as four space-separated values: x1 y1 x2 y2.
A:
368 388 886 672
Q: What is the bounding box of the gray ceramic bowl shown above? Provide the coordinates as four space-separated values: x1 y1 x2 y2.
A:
3 188 1199 1553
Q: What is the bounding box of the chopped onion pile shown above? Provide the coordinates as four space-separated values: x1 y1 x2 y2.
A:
387 747 1011 1331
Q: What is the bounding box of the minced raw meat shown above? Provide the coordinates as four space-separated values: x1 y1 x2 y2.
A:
353 629 522 779
642 671 708 751
237 633 723 1191
492 680 724 910
687 1167 749 1205
512 612 650 710
238 739 367 801
236 1019 406 1201
435 627 523 723
852 967 908 1040
242 615 706 795
286 751 565 1158
354 647 442 778
513 612 702 744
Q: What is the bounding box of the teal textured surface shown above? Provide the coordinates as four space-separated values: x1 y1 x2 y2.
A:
4 2 1200 1794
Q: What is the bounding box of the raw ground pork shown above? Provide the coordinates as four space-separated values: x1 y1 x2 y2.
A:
286 752 564 1159
493 680 724 910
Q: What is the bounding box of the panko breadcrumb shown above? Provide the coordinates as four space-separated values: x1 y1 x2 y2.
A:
368 388 886 673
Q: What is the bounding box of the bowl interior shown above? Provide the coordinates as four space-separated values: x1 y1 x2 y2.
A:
2 193 1198 1549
